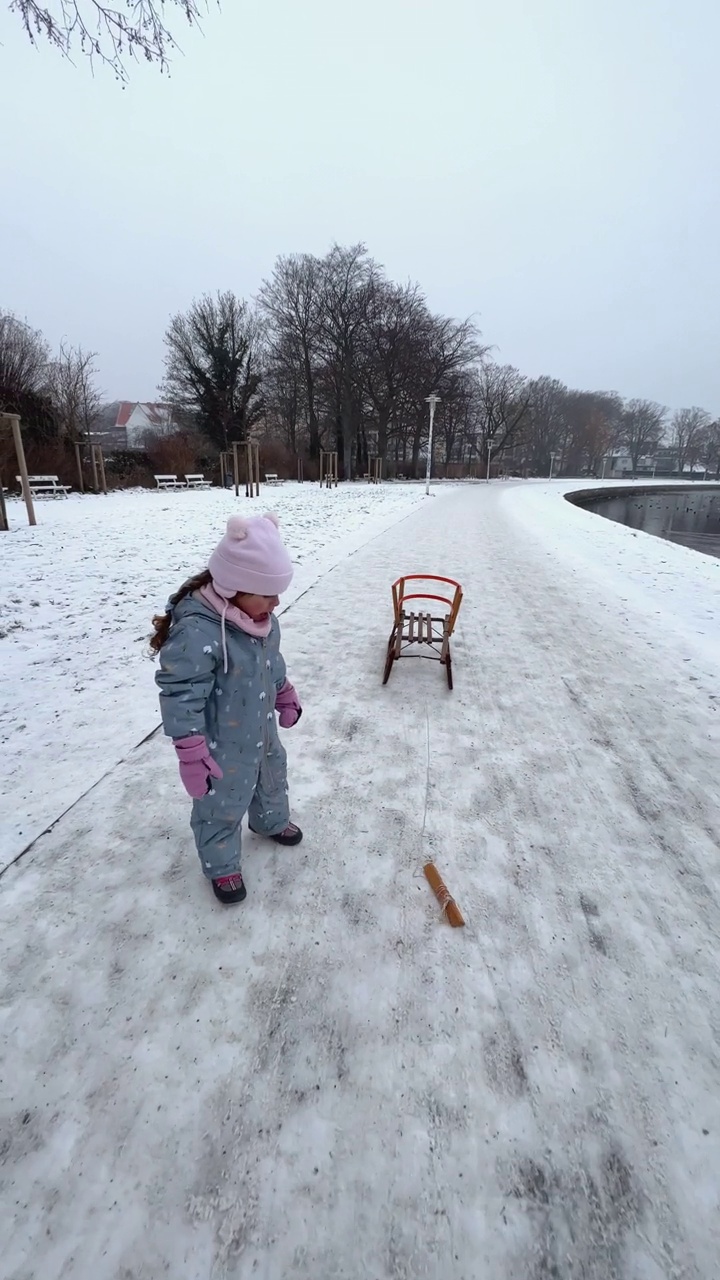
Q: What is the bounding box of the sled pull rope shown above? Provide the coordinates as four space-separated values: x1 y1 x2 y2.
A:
423 863 465 928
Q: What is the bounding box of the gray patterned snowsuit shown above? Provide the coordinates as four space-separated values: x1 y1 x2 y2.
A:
155 593 290 879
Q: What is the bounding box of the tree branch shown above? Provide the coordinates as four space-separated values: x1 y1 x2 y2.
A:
10 0 208 80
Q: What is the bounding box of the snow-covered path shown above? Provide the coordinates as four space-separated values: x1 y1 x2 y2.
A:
2 484 719 1280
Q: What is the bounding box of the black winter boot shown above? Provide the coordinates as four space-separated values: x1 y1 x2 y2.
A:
211 873 247 904
250 822 303 847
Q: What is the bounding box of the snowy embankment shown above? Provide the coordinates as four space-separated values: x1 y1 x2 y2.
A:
2 480 720 1279
0 483 426 869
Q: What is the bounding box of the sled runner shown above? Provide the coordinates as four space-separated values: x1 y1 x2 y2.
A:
382 575 463 689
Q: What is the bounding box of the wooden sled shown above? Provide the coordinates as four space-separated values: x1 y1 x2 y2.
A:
382 575 463 690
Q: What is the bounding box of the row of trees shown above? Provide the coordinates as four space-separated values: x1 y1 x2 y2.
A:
0 309 101 445
162 244 485 478
506 386 720 479
3 243 720 484
160 244 720 479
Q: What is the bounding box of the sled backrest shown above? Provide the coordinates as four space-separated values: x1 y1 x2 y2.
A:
391 575 463 636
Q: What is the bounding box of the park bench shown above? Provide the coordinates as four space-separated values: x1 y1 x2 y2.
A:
264 473 284 485
153 474 186 490
17 474 70 498
184 473 211 489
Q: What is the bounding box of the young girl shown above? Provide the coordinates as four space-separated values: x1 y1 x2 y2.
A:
151 513 303 905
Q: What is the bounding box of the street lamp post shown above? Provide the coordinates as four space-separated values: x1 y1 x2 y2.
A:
549 452 557 480
486 435 494 483
424 392 441 496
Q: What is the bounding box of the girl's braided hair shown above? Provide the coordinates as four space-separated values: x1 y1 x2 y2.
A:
149 569 212 655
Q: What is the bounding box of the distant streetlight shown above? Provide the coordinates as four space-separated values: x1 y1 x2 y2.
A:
424 392 441 495
486 434 495 484
549 452 558 480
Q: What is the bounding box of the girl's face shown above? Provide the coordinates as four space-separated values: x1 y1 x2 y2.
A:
234 592 279 621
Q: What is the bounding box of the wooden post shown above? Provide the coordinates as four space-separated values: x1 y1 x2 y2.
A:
1 413 36 527
245 442 260 498
73 442 85 494
0 473 8 531
297 457 304 483
90 443 100 494
232 442 240 497
320 450 338 488
92 445 107 495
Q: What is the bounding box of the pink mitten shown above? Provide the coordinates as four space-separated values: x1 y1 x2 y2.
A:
174 735 223 798
275 680 302 728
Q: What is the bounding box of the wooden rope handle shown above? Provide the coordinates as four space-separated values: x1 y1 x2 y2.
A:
423 863 465 928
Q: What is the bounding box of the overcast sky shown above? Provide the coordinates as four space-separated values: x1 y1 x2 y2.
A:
2 0 719 412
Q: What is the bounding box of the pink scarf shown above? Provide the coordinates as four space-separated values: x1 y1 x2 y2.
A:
199 582 271 674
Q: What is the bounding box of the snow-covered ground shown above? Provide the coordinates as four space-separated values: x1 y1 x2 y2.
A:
0 482 427 870
2 480 720 1279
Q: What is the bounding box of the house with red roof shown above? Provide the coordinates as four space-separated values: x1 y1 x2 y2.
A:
91 402 179 451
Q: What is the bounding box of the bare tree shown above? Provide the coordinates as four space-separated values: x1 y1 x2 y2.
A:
0 309 60 440
361 278 428 465
161 292 264 452
697 419 720 480
45 341 102 441
436 370 477 468
318 243 376 478
475 363 532 472
620 398 666 475
670 406 710 475
405 313 484 476
0 310 50 404
560 391 622 476
10 0 207 80
262 338 304 455
259 253 324 459
520 377 568 474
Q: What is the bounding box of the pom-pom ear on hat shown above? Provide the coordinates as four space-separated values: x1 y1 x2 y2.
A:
225 515 249 540
264 512 279 528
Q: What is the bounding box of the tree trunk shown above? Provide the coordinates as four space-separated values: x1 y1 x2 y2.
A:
357 426 368 476
377 407 390 464
303 345 320 459
411 421 423 478
343 425 353 480
341 377 354 480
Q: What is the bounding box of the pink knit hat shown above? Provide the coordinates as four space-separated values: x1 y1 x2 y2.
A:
208 513 294 598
